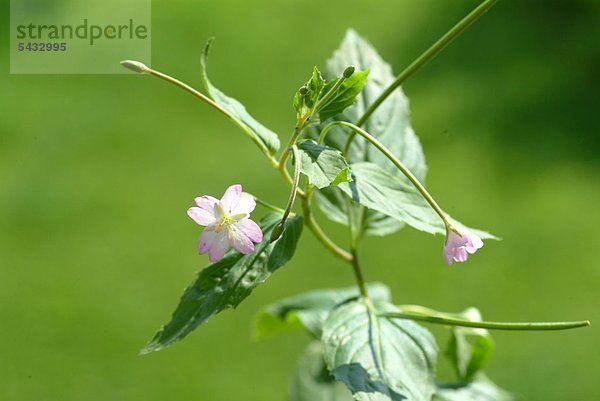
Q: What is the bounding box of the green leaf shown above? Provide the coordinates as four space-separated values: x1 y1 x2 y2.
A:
297 140 352 189
254 283 390 340
322 300 438 401
318 70 369 122
446 308 495 381
433 374 515 401
141 213 303 354
337 162 496 238
289 342 354 401
315 29 427 236
295 67 326 117
200 38 280 155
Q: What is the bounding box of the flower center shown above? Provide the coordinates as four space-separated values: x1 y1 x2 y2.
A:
213 203 246 233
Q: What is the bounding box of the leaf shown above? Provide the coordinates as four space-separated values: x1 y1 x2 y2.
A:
200 38 280 155
297 140 352 189
254 283 390 340
295 67 326 117
289 342 354 401
141 213 303 354
315 29 427 236
433 374 515 401
322 300 438 401
318 70 369 122
446 308 495 381
337 162 496 239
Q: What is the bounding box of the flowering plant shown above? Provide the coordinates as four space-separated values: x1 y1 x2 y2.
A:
122 1 589 400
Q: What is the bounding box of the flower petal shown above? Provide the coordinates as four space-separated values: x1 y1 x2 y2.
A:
231 193 256 215
194 195 219 211
234 218 263 243
198 229 218 254
220 184 243 214
453 247 468 262
208 231 231 262
187 207 217 226
229 226 255 254
465 232 484 254
443 245 454 266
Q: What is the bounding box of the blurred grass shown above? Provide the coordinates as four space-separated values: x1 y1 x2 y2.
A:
1 0 599 400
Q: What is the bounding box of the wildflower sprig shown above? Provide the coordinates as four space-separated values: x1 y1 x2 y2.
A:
123 1 589 399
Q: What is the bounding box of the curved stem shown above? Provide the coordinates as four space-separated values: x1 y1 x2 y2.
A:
325 121 450 228
302 200 353 262
356 0 498 128
129 63 279 167
380 311 590 331
271 145 302 241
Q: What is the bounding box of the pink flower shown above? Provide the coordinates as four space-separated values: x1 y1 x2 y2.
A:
443 229 483 266
187 184 263 262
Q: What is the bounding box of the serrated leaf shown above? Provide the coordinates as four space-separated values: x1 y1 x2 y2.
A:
315 29 427 236
337 162 496 238
254 283 390 340
294 67 326 117
446 308 495 381
289 342 354 401
297 140 352 189
318 70 369 122
142 213 303 354
322 300 438 401
433 374 515 401
201 38 280 155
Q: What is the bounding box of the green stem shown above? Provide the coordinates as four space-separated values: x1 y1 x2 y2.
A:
356 0 498 128
380 311 590 331
271 145 302 241
350 248 369 299
123 62 279 167
326 121 450 228
254 197 287 214
302 197 353 262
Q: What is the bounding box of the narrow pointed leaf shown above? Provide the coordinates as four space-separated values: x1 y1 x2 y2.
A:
318 70 369 121
201 38 280 155
142 213 303 353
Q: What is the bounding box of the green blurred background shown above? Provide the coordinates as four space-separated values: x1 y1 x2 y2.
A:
1 0 599 400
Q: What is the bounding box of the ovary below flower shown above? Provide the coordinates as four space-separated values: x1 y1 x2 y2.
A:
187 184 263 262
443 228 483 266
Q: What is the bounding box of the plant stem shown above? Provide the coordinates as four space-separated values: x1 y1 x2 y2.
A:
271 145 302 241
302 196 353 262
326 121 450 228
137 65 279 167
350 249 369 299
356 0 498 128
380 311 590 331
254 197 287 214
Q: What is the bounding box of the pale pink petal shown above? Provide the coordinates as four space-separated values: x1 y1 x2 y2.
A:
229 226 255 254
198 229 218 254
187 207 217 226
194 195 219 212
234 218 263 243
220 184 243 214
454 247 468 262
230 193 256 215
465 232 484 254
207 231 231 262
443 246 454 265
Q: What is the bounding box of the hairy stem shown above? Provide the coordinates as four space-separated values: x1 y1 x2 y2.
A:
271 146 302 241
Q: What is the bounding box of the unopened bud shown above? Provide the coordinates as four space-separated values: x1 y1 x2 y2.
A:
343 66 355 78
299 86 309 96
120 60 150 74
